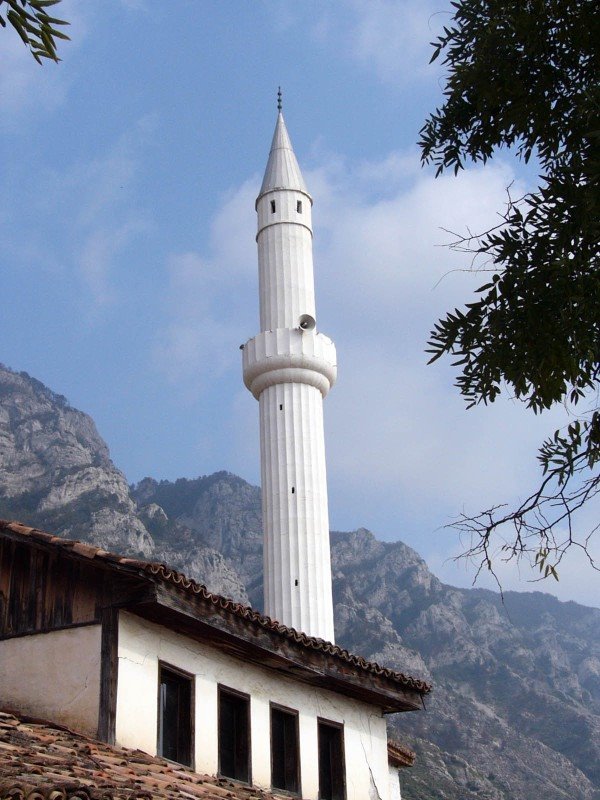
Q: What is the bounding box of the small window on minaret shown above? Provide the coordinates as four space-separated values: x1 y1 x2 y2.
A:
279 404 283 411
291 487 295 494
270 200 276 213
297 200 303 213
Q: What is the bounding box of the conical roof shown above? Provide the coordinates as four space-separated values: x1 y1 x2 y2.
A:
259 112 309 197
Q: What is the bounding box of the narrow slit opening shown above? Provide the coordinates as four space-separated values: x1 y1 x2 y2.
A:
270 200 276 213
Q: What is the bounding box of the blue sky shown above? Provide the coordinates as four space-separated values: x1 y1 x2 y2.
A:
2 0 598 607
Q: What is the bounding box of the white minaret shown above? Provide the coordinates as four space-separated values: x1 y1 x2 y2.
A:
243 96 337 642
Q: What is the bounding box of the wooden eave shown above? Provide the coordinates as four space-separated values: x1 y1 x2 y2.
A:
129 580 423 713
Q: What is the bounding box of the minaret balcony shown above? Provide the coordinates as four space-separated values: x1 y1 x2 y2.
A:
242 328 337 400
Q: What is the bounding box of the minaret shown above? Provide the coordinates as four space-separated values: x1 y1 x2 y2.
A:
243 94 337 642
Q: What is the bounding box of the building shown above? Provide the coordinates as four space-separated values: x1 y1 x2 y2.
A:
0 520 427 799
0 104 430 800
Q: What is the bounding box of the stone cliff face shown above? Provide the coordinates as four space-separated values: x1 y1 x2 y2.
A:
0 366 250 603
0 366 152 555
1 364 599 800
328 530 600 800
131 473 262 606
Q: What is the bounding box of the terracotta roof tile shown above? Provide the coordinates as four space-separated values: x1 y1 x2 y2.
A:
387 739 415 768
0 520 431 696
143 563 430 693
1 712 295 800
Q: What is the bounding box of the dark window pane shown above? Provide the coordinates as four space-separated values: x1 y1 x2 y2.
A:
271 707 299 793
219 689 250 782
318 721 345 800
158 667 192 767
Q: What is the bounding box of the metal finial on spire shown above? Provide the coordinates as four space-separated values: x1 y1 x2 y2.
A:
277 86 282 112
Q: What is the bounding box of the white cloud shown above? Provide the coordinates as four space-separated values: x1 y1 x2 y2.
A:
153 180 258 399
345 0 443 84
309 0 447 86
43 117 154 307
304 152 594 600
2 114 154 310
150 143 598 606
79 221 144 306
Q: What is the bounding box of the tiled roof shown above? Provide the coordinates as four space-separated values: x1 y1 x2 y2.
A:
0 711 299 800
387 739 416 769
0 520 431 696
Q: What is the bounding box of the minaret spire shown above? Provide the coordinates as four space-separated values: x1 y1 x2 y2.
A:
277 86 282 112
243 106 337 642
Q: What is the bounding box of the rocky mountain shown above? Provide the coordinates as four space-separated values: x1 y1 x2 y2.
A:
1 363 599 800
0 366 152 556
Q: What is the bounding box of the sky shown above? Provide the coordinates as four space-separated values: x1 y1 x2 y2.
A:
1 0 598 608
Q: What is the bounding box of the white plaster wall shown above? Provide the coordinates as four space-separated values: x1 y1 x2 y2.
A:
0 625 102 736
389 765 402 800
116 611 391 800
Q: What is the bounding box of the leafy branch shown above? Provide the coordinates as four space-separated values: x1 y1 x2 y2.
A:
420 0 600 583
0 0 69 63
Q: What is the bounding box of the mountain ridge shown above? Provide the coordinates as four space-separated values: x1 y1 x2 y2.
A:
0 363 598 800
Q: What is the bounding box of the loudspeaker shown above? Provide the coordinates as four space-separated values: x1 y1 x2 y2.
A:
298 314 316 332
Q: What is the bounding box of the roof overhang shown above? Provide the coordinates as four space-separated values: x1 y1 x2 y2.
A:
131 582 423 713
0 520 430 713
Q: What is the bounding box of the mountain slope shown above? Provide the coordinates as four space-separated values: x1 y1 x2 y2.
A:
0 365 152 555
132 478 600 800
0 365 249 603
0 364 598 800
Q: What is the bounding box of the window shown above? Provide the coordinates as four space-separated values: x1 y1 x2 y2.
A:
271 705 300 794
157 664 193 767
218 686 251 783
318 719 345 800
297 200 303 213
270 200 276 213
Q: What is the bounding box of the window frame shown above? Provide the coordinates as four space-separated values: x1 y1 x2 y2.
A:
217 684 252 785
317 717 346 800
270 702 301 796
156 661 195 769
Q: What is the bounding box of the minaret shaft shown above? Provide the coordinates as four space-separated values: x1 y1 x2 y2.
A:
259 382 333 640
243 111 336 642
